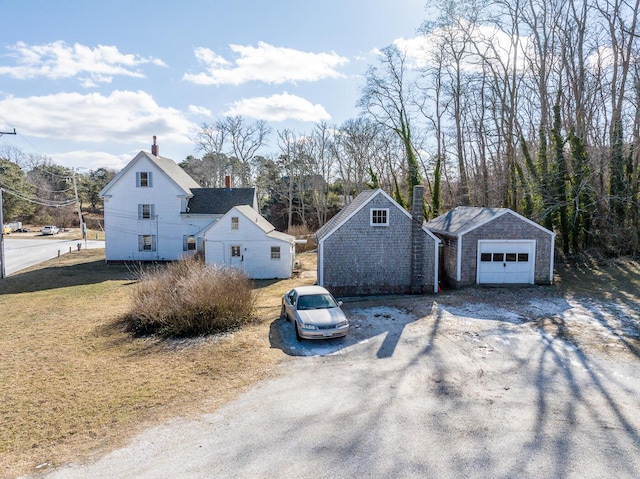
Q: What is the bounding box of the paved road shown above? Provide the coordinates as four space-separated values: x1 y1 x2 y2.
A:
28 295 640 479
2 237 104 275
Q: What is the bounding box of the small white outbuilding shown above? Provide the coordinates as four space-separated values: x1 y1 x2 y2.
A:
202 205 296 279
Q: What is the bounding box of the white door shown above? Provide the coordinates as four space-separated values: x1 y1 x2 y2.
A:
230 245 243 266
477 240 535 284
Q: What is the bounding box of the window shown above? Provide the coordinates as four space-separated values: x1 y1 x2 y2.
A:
480 253 492 262
231 245 241 257
518 253 529 262
138 204 154 219
138 235 156 251
183 235 196 251
493 253 504 262
231 217 239 230
370 208 389 226
506 253 517 262
136 171 152 187
271 246 281 259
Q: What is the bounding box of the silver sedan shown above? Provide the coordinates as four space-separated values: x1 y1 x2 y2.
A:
281 286 349 340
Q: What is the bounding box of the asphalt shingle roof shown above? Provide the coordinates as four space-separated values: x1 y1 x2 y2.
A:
186 188 256 215
315 189 377 240
425 206 508 236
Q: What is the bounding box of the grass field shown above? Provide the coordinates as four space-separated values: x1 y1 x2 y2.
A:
1 249 638 478
0 250 316 478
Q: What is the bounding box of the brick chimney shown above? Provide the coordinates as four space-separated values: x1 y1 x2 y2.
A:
410 185 425 294
225 175 231 188
151 136 159 156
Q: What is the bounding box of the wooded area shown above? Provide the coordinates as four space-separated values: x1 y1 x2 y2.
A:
2 0 639 256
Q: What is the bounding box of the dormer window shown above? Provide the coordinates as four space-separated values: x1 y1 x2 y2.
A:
136 172 152 187
231 217 239 230
370 208 389 226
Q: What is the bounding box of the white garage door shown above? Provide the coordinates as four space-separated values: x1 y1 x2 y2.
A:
477 240 535 284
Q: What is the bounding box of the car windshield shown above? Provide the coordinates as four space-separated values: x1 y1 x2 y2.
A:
297 294 337 310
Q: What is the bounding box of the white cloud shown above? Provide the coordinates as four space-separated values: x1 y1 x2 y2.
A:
188 104 213 117
183 41 348 86
0 90 197 144
0 41 167 86
51 150 131 171
224 92 331 122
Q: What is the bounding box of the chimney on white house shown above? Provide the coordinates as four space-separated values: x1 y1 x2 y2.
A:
151 136 159 156
225 175 231 188
410 185 425 294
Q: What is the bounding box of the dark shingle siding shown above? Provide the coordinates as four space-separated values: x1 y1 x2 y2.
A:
187 188 255 215
321 194 437 296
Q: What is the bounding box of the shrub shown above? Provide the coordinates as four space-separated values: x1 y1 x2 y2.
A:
286 224 317 253
126 257 256 337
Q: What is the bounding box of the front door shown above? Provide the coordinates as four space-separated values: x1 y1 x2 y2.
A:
230 245 242 266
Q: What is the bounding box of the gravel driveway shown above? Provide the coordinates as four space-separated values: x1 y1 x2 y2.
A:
28 288 640 479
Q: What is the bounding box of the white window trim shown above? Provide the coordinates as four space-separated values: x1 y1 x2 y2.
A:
231 217 239 230
370 208 389 226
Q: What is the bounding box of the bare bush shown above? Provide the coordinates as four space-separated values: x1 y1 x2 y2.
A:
286 224 317 253
126 257 256 337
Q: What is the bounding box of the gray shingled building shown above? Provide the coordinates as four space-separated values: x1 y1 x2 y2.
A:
316 186 440 296
425 207 556 288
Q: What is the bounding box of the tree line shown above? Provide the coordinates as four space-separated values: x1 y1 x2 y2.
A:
2 0 639 256
0 145 116 229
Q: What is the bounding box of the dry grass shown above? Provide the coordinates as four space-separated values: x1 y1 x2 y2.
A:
0 250 316 479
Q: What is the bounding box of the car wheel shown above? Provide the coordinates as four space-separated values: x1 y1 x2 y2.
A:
294 322 302 341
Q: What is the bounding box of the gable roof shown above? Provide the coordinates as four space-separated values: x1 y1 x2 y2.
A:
99 150 200 197
186 188 256 215
315 189 377 241
425 206 555 237
202 204 294 243
315 188 440 242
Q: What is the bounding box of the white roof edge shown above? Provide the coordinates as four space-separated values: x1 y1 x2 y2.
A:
457 208 555 238
318 189 386 241
99 150 196 198
320 188 438 242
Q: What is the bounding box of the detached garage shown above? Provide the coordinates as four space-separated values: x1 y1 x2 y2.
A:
425 207 555 287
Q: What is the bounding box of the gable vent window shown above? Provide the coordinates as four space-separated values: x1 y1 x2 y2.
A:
138 204 155 219
136 171 153 187
370 208 389 226
271 246 281 260
231 217 239 230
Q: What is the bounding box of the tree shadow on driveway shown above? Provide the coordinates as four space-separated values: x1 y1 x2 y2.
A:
268 296 433 358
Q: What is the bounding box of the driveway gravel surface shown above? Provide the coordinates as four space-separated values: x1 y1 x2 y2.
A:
26 288 640 479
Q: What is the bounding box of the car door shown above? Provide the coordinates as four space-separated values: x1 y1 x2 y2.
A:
284 290 297 321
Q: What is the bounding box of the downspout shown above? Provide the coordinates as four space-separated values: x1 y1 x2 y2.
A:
456 233 463 283
317 236 323 286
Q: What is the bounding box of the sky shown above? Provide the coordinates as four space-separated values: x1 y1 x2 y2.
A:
0 0 428 172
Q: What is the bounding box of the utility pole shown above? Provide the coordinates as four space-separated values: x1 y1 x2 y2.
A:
71 169 86 248
0 128 16 278
0 188 6 278
0 128 17 138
